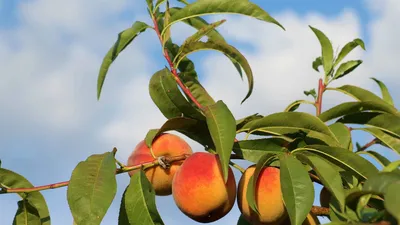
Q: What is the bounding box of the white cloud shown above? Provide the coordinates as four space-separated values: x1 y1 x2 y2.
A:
1 0 400 224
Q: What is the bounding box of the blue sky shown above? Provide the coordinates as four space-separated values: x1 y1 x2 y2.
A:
0 0 399 224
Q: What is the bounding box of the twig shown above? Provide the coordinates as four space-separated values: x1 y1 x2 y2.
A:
315 78 325 116
311 205 330 216
357 138 378 152
0 154 191 194
151 14 203 110
309 172 323 185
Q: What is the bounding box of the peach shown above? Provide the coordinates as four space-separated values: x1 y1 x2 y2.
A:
237 165 288 225
172 152 236 223
127 133 192 196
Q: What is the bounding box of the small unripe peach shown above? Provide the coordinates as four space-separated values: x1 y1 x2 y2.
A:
237 165 288 225
127 133 192 196
172 152 236 223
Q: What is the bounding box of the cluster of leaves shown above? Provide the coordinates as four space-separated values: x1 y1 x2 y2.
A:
0 0 399 225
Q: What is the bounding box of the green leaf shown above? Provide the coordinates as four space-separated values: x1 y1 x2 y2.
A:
247 153 277 214
149 68 205 120
303 88 317 100
328 123 352 150
97 21 150 99
371 77 395 107
246 112 337 140
382 160 400 172
146 0 154 13
145 129 159 148
237 214 252 225
162 2 171 46
162 0 285 36
312 57 323 72
164 41 216 107
337 112 400 138
284 100 314 112
0 168 50 224
332 60 363 80
355 127 400 153
174 40 254 104
293 145 379 180
67 152 117 225
180 19 227 50
180 71 216 106
144 117 213 148
13 199 42 225
232 138 286 163
155 0 166 10
236 113 263 131
333 38 365 67
118 170 164 225
295 152 346 211
168 7 243 77
319 101 398 122
177 0 189 5
328 85 397 111
204 101 236 182
384 181 400 224
357 151 391 168
362 172 400 194
309 26 334 76
279 154 314 225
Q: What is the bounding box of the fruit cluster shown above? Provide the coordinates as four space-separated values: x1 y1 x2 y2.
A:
127 133 319 225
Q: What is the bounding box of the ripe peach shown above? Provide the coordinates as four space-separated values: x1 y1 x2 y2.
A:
127 133 192 196
237 165 288 225
172 152 236 223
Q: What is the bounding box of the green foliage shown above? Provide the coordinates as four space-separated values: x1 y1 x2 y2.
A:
118 170 164 225
2 1 399 225
173 39 254 103
67 152 117 225
13 199 42 225
97 21 151 99
309 26 334 77
279 154 314 225
204 100 236 182
0 168 50 224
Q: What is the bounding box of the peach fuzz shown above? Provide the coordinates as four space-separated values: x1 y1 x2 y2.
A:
237 165 288 225
127 133 193 196
172 152 237 223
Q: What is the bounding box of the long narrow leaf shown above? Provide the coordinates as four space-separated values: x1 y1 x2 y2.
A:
333 38 365 67
371 77 395 107
204 101 236 182
67 152 117 225
174 40 254 103
97 21 151 99
162 0 284 36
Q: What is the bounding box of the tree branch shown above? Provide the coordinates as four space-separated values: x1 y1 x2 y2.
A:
315 78 325 116
311 205 330 216
357 138 378 152
0 154 191 194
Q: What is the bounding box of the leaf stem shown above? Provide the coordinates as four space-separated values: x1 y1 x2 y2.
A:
315 78 325 116
0 154 191 194
229 161 245 173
